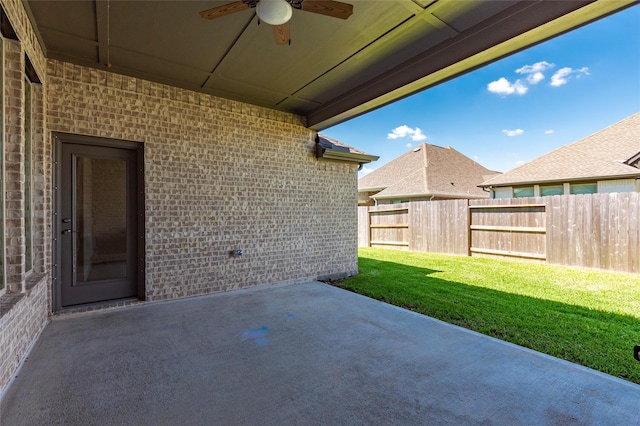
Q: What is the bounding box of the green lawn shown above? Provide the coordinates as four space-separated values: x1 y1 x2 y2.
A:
335 247 640 384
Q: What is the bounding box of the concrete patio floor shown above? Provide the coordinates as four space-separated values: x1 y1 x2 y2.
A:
1 281 639 425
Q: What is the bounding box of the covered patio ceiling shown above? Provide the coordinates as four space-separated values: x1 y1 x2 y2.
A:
23 0 636 130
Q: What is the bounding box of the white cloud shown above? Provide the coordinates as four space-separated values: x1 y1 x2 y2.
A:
516 61 554 84
502 128 524 137
576 67 589 77
527 71 545 84
489 62 554 96
515 160 525 165
487 77 528 95
550 67 572 86
487 78 512 95
406 142 413 148
516 61 554 74
550 67 589 87
387 125 427 141
544 129 554 135
489 61 588 95
359 167 374 177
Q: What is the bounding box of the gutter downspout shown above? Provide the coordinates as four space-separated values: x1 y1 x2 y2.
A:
481 185 494 198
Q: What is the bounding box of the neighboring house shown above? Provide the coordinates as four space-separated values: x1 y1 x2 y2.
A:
480 113 640 198
358 143 500 206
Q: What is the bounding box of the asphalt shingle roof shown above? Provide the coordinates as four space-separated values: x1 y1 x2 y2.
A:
317 134 370 155
358 143 499 199
481 113 640 187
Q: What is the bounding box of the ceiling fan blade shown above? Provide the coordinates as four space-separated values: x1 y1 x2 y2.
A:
272 23 291 45
301 0 353 20
199 1 250 20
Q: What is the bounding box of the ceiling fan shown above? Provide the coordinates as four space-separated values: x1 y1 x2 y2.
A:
199 0 353 45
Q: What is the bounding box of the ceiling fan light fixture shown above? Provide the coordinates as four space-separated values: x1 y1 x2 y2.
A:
256 0 293 25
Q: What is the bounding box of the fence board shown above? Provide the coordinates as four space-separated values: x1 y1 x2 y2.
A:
546 196 560 266
452 199 470 255
615 193 629 272
583 194 596 268
357 206 369 247
598 194 610 269
409 201 425 252
591 194 603 270
568 195 577 266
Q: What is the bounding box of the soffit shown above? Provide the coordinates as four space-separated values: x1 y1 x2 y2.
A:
23 0 637 129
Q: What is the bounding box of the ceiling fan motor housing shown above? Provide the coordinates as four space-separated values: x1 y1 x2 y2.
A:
256 0 293 25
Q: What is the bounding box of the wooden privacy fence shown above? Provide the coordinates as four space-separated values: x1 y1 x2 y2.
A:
357 192 640 273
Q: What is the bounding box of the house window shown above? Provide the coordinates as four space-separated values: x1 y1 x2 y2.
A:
570 183 597 195
598 179 635 194
513 186 534 198
540 184 564 196
493 187 512 199
24 77 33 273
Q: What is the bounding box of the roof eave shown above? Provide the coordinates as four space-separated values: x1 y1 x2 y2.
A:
479 173 640 188
358 187 386 192
316 148 379 164
372 192 488 200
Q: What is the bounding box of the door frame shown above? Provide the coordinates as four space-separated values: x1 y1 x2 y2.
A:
52 132 145 311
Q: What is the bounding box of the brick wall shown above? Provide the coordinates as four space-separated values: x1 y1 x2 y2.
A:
46 60 359 301
0 276 48 395
0 0 50 396
4 38 25 291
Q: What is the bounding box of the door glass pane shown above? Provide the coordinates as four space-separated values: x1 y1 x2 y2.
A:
75 157 127 283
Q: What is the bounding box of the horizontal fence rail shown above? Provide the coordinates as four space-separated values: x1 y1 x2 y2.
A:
358 193 640 273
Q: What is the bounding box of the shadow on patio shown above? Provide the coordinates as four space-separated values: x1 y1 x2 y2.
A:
1 282 639 425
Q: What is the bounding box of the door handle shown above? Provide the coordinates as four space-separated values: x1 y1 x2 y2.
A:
62 218 71 223
61 229 72 234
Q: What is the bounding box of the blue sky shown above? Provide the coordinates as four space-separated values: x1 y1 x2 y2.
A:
322 5 640 177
